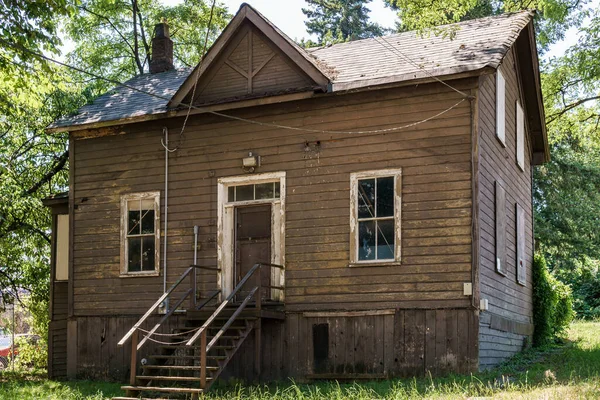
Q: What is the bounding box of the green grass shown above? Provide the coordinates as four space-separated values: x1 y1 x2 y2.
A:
1 321 599 399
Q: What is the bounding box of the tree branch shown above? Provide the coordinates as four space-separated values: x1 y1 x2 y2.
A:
23 150 68 196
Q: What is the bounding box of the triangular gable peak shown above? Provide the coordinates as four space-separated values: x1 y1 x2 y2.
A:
169 3 330 109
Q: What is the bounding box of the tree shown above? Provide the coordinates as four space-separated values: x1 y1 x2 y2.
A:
383 0 587 49
64 0 231 94
0 0 75 72
0 1 233 317
302 0 388 46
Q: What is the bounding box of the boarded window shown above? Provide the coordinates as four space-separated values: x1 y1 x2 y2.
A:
55 214 69 281
496 70 506 146
495 181 506 275
516 100 525 171
350 169 402 265
120 192 160 276
516 204 526 285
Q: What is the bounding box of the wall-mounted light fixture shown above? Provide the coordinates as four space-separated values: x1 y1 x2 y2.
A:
242 151 260 173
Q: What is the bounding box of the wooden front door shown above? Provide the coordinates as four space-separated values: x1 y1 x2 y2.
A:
234 205 271 302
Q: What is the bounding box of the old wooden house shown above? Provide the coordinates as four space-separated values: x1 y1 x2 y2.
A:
44 4 547 399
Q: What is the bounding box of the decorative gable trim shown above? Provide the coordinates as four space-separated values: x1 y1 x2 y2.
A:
168 3 330 109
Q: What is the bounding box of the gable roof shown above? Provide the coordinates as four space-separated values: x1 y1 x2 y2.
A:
168 3 331 109
48 6 541 145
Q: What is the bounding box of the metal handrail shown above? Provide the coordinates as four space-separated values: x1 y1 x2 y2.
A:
117 264 217 347
207 287 258 352
185 262 264 346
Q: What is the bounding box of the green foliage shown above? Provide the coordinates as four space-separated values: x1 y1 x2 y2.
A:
0 0 76 73
383 0 588 49
64 0 231 93
1 321 600 399
532 253 574 346
10 336 47 371
302 0 388 46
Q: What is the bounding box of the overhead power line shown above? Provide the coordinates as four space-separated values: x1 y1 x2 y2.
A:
0 36 468 136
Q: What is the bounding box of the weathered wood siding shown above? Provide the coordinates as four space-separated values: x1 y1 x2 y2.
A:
71 79 475 317
49 281 68 379
194 23 314 104
72 309 478 381
477 48 534 369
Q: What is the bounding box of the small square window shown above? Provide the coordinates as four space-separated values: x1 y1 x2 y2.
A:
121 192 160 276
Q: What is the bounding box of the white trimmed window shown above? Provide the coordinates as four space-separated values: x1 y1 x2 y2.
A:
516 100 525 171
120 192 160 276
496 70 506 146
350 170 402 265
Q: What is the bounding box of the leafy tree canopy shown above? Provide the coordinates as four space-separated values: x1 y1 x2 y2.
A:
384 0 589 49
64 0 231 94
0 0 75 72
302 0 388 46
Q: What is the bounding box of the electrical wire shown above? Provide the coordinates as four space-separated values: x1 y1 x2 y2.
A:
374 36 474 100
0 36 467 136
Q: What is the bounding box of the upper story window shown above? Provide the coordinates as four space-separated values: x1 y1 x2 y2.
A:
120 192 160 276
516 100 525 171
350 170 402 265
496 70 506 146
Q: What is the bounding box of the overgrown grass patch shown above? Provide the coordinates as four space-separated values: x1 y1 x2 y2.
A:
1 321 598 399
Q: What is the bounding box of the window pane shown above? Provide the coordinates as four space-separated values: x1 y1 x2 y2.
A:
274 181 280 198
128 237 141 272
141 236 155 271
236 184 254 201
358 220 376 261
358 179 375 219
376 219 395 260
141 209 154 234
128 210 141 235
228 186 235 202
255 183 274 199
377 177 394 217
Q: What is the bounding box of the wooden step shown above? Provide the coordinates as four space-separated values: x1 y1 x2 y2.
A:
158 344 235 350
120 385 204 394
142 365 218 371
136 375 214 382
112 397 172 400
172 325 246 332
148 354 227 361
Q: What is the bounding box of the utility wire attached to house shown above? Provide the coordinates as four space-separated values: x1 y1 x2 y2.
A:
373 36 474 100
0 37 468 136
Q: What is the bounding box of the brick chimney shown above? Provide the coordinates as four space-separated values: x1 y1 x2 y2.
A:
150 23 174 74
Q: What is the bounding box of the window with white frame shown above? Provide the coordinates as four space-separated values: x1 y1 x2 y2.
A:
496 70 506 146
516 100 525 171
350 170 402 265
120 192 160 276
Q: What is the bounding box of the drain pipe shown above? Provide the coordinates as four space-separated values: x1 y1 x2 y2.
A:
193 225 199 306
163 127 169 308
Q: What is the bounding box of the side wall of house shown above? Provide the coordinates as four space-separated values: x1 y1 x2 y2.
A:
47 203 69 380
477 48 534 369
68 79 479 379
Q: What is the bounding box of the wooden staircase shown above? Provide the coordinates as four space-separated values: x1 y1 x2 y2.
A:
113 263 284 400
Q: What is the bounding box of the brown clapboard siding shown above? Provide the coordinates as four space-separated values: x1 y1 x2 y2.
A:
71 79 476 316
49 281 68 379
477 48 534 369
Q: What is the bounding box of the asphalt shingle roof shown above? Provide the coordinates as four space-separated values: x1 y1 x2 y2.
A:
49 10 533 131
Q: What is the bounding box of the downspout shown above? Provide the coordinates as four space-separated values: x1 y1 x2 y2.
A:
163 127 169 296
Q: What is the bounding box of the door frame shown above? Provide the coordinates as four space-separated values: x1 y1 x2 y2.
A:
217 171 286 301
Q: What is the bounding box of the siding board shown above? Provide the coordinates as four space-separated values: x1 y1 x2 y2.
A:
477 48 533 369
